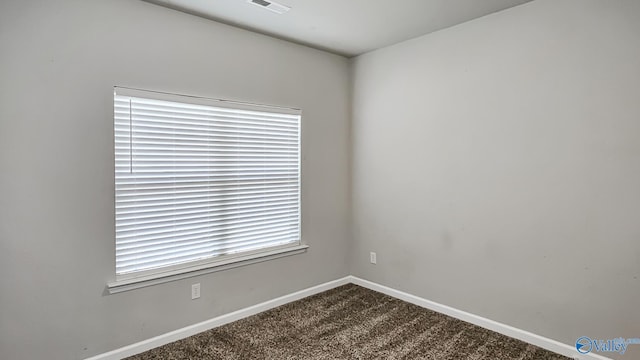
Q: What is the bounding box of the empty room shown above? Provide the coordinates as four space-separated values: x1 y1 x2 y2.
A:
1 0 639 359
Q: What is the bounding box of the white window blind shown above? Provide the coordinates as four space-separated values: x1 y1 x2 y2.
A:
114 87 301 280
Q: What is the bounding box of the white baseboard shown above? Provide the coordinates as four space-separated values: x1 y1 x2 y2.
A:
348 276 612 360
85 276 351 360
87 275 612 360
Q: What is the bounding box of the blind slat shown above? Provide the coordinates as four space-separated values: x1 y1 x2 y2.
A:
117 214 299 240
116 204 298 228
116 236 297 273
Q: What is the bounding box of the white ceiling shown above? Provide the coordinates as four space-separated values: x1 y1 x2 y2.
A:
144 0 533 57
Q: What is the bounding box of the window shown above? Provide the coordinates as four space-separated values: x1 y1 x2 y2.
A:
112 87 302 287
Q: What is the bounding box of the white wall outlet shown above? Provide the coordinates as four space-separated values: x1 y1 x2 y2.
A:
370 252 377 264
191 283 201 299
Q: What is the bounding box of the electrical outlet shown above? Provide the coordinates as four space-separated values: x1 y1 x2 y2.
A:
191 283 201 299
370 252 377 264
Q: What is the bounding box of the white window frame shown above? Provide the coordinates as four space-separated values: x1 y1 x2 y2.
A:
108 87 306 293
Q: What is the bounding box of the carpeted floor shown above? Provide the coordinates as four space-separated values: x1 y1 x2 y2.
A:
126 284 571 359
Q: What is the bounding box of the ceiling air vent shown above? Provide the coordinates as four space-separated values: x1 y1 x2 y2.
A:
248 0 291 14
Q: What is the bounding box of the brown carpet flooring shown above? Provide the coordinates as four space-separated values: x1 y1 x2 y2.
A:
126 284 571 359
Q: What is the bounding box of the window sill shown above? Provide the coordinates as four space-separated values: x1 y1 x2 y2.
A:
107 245 309 294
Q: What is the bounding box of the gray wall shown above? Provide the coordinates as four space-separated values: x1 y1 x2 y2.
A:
350 0 640 357
0 1 350 359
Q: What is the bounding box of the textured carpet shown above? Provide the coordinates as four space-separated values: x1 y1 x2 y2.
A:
126 284 571 359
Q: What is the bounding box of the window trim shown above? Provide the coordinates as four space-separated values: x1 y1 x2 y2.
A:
107 244 308 294
109 87 305 292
